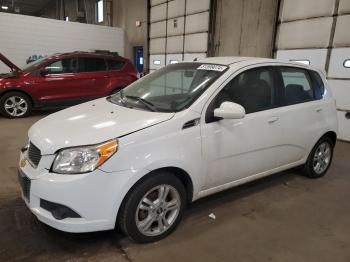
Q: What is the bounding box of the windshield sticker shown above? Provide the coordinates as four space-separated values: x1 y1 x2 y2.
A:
197 64 227 72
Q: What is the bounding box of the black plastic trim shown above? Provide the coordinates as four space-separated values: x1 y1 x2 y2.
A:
40 199 81 220
182 118 200 129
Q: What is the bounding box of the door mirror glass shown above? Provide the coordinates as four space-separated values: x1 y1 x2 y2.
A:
40 68 49 76
214 102 245 119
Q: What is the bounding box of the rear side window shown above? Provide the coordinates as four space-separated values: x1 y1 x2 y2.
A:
107 59 125 70
79 58 107 72
309 70 325 100
280 67 314 105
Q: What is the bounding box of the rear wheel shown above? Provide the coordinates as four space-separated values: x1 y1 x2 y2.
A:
303 136 334 178
118 172 186 243
0 92 32 118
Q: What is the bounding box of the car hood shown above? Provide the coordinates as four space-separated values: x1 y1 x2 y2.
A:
29 98 175 155
0 53 21 72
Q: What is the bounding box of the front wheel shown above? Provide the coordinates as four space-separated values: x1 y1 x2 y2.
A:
303 136 334 178
118 172 186 243
0 92 32 118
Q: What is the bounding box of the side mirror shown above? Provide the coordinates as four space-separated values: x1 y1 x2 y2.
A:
214 102 245 119
40 68 49 77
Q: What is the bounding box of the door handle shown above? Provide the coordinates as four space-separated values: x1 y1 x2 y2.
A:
268 116 279 123
316 107 323 112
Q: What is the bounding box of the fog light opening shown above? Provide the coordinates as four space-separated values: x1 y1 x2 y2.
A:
40 199 81 220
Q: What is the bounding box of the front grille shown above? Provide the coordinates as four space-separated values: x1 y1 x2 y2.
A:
18 170 31 201
28 142 41 167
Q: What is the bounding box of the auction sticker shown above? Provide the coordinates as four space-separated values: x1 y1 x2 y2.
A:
197 64 227 72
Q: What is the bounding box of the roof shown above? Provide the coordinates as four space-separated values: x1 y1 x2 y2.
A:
51 51 120 59
195 56 322 73
197 56 278 66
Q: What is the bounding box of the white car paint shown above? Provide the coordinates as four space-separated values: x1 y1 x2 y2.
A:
19 57 338 233
29 99 175 155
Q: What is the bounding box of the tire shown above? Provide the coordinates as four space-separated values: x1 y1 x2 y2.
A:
302 136 334 178
0 91 32 118
118 171 186 243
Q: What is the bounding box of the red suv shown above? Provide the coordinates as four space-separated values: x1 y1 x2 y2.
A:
0 51 138 118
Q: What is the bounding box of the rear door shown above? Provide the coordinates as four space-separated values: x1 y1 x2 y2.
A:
76 57 111 97
106 59 132 93
275 66 328 163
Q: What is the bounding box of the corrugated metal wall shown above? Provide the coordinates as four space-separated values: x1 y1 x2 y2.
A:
212 0 277 58
275 0 350 141
0 12 124 73
148 0 210 72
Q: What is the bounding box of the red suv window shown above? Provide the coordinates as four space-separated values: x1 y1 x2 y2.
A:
79 58 107 72
45 58 78 74
107 59 125 70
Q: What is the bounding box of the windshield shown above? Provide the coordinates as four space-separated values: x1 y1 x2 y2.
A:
109 63 227 112
20 56 48 71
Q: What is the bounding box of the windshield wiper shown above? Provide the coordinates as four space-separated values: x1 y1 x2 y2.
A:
125 95 158 112
119 89 125 99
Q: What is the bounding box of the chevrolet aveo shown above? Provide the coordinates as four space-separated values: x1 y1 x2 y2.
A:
18 57 338 243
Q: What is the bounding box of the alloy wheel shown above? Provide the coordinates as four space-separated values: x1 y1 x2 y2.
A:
135 184 181 237
4 96 28 117
312 142 331 174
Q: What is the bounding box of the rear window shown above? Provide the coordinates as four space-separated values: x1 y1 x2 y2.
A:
309 70 325 100
79 58 107 72
107 59 125 70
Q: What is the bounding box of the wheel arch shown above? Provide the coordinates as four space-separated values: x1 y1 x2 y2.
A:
322 131 337 146
151 167 194 203
307 130 337 157
115 166 194 228
0 88 36 107
124 167 194 204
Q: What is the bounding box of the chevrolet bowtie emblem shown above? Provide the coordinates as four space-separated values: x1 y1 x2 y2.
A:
20 159 27 168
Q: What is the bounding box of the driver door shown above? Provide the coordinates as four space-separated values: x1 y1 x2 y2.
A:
29 57 82 105
201 66 285 189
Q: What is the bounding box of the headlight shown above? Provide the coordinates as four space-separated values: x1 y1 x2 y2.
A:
21 142 29 153
52 139 118 174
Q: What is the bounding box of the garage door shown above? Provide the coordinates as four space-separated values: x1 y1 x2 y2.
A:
275 0 350 141
149 0 210 72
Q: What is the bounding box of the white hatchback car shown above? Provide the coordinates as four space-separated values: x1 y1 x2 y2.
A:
19 57 338 243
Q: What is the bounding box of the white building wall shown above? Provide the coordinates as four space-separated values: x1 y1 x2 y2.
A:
0 12 124 73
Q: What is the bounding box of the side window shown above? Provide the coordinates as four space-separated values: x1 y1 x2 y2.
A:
107 59 125 70
79 58 107 72
280 67 314 105
210 67 277 116
309 70 325 100
45 58 78 74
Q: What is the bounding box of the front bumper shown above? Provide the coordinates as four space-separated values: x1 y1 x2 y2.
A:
18 152 143 233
